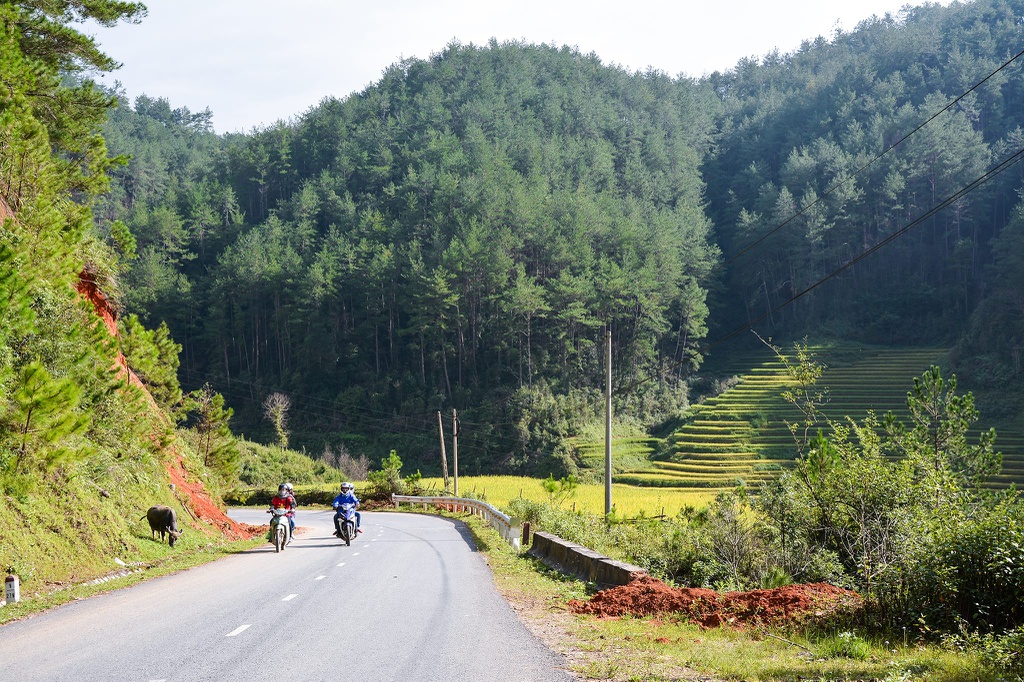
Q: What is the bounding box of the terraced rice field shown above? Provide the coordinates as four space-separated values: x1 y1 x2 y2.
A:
991 417 1024 489
571 436 662 472
616 345 1024 491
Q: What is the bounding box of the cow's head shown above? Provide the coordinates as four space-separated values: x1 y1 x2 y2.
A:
168 529 183 547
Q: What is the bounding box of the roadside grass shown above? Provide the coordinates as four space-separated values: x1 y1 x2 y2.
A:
417 475 714 517
424 508 994 682
0 530 263 626
1 501 264 622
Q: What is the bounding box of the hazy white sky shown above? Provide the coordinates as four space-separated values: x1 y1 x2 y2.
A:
87 0 950 133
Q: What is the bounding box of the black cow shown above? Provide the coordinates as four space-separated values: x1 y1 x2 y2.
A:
145 505 183 547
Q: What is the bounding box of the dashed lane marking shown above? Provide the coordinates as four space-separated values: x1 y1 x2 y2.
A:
315 575 326 581
282 594 298 601
353 552 360 556
337 562 346 567
225 624 251 637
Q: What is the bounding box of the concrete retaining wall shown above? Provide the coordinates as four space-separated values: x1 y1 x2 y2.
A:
528 531 646 587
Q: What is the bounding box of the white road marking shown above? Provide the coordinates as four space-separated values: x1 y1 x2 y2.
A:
371 538 377 542
353 552 360 556
282 594 298 601
336 562 346 567
315 575 326 581
225 624 251 637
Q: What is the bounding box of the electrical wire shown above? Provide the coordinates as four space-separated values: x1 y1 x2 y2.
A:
724 47 1024 266
721 145 1024 341
177 366 534 455
179 366 437 427
178 134 1024 450
619 143 1024 395
170 49 1024 447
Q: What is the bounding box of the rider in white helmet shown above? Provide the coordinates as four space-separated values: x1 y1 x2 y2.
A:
331 482 362 536
271 483 297 541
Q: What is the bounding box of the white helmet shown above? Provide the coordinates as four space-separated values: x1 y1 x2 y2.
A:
341 482 353 492
284 482 293 492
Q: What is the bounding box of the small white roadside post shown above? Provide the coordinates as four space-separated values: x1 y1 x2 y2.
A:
5 574 20 604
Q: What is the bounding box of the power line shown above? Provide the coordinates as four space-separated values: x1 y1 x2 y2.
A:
177 366 534 454
718 145 1024 346
179 366 437 428
620 143 1024 395
183 121 1019 445
725 47 1024 266
177 63 1024 447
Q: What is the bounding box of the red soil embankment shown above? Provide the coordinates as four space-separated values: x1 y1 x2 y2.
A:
569 575 861 628
75 271 255 540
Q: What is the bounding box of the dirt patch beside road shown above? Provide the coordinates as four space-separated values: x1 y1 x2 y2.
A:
569 575 861 627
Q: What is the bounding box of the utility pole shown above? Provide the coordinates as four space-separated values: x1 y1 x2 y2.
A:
605 327 612 518
437 411 450 491
452 408 459 497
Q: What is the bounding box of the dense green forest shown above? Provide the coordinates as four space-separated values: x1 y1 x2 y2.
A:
704 0 1024 390
3 2 1024 668
95 0 1024 476
97 43 721 472
0 0 240 591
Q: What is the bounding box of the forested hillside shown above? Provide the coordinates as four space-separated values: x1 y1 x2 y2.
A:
99 43 720 472
704 0 1024 393
0 1 263 594
99 0 1024 473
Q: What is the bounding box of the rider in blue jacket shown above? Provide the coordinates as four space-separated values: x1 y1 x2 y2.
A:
331 482 362 536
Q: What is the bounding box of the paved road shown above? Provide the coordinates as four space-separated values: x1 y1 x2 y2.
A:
0 509 575 681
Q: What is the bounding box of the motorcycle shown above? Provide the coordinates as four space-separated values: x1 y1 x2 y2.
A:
267 507 291 552
334 502 357 546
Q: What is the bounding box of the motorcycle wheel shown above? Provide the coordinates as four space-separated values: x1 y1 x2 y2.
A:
275 526 284 553
345 522 353 546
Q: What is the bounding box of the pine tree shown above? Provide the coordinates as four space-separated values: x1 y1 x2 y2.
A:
183 384 238 481
6 361 90 474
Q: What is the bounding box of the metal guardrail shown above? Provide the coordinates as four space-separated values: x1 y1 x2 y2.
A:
392 495 523 550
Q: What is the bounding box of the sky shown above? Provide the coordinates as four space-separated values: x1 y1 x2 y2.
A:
86 0 950 134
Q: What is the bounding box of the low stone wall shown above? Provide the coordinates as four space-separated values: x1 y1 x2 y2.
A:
528 531 646 587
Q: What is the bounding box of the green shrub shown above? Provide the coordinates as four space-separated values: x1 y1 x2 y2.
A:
506 497 547 525
900 500 1024 631
365 450 421 501
235 439 343 487
759 566 793 589
977 626 1024 674
817 631 871 660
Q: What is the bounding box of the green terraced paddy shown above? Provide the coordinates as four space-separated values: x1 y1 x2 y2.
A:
571 435 663 472
611 345 1024 492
